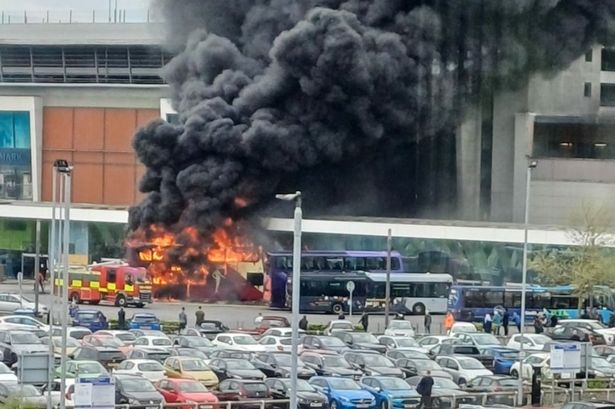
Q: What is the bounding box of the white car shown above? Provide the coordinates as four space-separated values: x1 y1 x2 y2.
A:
557 319 615 345
0 293 49 316
377 335 428 353
0 362 17 383
0 315 49 332
509 353 563 380
506 334 551 352
260 327 305 338
213 333 265 352
51 326 92 340
436 356 493 385
324 320 355 335
417 335 459 351
113 359 166 382
384 320 416 337
448 322 478 336
258 335 292 352
95 330 137 345
133 336 173 349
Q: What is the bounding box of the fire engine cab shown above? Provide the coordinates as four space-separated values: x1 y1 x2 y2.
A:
59 262 152 307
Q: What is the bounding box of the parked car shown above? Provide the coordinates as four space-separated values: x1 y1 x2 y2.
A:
54 360 109 380
386 349 430 361
71 309 108 332
213 333 266 352
480 347 520 374
70 345 125 369
448 322 478 336
41 336 80 356
394 357 451 379
95 330 137 346
0 293 48 316
125 347 170 363
260 327 306 338
377 336 428 353
259 335 293 352
343 351 404 378
0 330 47 366
168 347 210 360
301 350 363 379
194 320 230 340
453 333 502 349
594 345 615 357
128 313 162 331
50 326 92 340
417 336 460 351
435 356 493 385
253 352 316 379
171 335 217 354
129 329 168 339
384 320 416 337
509 353 565 380
506 334 551 351
156 378 219 407
558 320 615 345
464 375 519 405
0 315 50 333
215 379 272 403
324 320 355 336
0 382 46 408
334 332 387 353
113 374 164 406
549 326 605 345
208 358 266 381
406 376 474 407
360 376 420 409
0 362 18 383
209 350 254 360
112 359 166 382
309 376 377 409
430 344 492 367
302 335 349 353
560 401 615 409
133 336 173 350
266 378 328 409
163 356 219 387
81 334 131 354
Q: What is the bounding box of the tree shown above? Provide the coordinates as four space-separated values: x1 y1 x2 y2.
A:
530 202 615 308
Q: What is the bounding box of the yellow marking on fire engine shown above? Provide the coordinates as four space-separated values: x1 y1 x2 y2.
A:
90 281 100 288
71 280 82 287
125 284 134 292
108 283 116 291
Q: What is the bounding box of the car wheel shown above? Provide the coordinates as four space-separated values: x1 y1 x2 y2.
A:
511 369 519 378
115 294 127 307
331 400 338 409
412 303 425 315
332 303 344 315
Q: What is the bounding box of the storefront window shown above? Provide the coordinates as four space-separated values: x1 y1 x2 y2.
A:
0 111 32 200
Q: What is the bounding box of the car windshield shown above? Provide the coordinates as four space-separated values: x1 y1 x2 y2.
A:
497 351 519 359
77 362 106 374
78 313 97 322
116 333 137 342
363 355 394 367
389 321 413 329
233 336 257 345
379 378 411 390
498 379 520 387
396 338 420 348
177 381 207 392
470 334 500 345
152 338 171 346
99 337 123 347
182 359 210 371
453 325 477 333
6 384 39 397
319 337 346 347
226 360 256 369
432 377 460 389
244 383 268 393
458 358 484 369
414 360 440 370
273 354 304 366
350 333 379 343
177 349 208 359
121 378 156 392
12 333 40 344
187 338 213 347
528 335 551 344
138 362 164 371
592 357 613 368
134 315 158 323
282 379 314 392
323 355 351 368
328 378 361 390
331 323 353 330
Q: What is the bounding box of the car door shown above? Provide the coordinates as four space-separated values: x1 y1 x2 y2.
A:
269 380 287 399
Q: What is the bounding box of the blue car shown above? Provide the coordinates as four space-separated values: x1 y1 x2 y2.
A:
310 376 377 409
128 313 161 330
481 347 520 374
71 309 108 332
361 376 420 409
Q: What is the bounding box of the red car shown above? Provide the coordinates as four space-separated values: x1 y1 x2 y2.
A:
236 316 291 336
156 378 218 408
82 334 131 355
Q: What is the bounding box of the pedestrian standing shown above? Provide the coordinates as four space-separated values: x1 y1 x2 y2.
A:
493 311 502 335
179 307 187 334
299 315 308 331
512 311 521 333
502 309 509 336
195 306 205 327
118 307 126 330
416 370 434 409
424 310 432 334
533 315 544 334
483 313 492 333
254 312 263 325
444 311 455 333
360 313 369 332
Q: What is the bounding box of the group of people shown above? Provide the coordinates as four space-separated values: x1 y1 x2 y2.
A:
482 308 518 335
178 305 205 331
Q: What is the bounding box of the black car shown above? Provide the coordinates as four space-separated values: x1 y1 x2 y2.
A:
395 357 451 379
301 335 349 353
300 351 363 379
208 358 266 381
70 346 125 369
125 347 170 363
198 320 230 340
171 335 217 354
114 374 164 406
266 378 328 409
549 326 606 345
168 347 209 360
254 352 316 379
343 351 404 378
333 332 387 353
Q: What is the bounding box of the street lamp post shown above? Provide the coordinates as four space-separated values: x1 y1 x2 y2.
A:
275 192 302 409
518 158 537 404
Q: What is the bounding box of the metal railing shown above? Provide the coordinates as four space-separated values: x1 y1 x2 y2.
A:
0 9 160 24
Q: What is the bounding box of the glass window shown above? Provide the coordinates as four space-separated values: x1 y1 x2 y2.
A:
0 111 30 148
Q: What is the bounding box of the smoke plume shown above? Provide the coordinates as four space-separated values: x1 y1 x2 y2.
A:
130 0 615 249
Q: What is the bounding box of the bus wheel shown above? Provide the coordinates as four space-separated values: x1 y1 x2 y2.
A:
115 294 127 307
70 292 80 304
412 303 425 315
332 303 344 315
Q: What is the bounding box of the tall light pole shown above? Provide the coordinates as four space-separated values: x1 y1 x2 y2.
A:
275 191 301 409
518 158 537 404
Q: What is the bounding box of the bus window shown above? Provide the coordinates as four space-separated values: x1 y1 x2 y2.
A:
301 257 315 271
365 257 385 270
485 290 504 307
391 283 411 298
326 258 344 271
301 280 326 297
274 257 291 270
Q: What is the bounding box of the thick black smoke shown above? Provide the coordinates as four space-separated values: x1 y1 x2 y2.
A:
130 0 615 245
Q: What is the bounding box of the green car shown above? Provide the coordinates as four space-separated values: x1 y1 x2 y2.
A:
55 360 109 379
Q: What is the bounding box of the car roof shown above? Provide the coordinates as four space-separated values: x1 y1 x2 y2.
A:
300 350 339 356
172 356 204 361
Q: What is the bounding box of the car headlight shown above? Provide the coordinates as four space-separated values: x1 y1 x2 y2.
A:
128 398 141 405
340 396 351 402
298 398 309 404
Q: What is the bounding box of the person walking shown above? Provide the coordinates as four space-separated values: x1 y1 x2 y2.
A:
493 311 502 335
195 306 205 327
424 310 432 334
533 315 544 334
502 309 509 336
483 313 492 333
416 370 434 409
299 315 308 331
118 307 126 330
179 307 187 334
444 311 455 333
360 313 369 332
512 311 521 333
